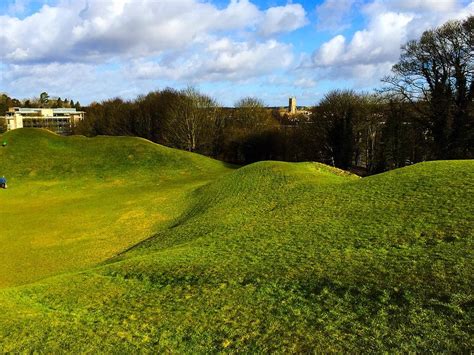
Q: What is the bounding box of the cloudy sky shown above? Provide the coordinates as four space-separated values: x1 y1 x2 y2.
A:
0 0 472 106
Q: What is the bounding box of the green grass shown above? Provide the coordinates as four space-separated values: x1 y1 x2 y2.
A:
0 129 472 352
0 129 232 287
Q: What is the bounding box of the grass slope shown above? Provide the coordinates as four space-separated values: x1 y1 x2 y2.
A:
0 129 473 352
0 128 232 287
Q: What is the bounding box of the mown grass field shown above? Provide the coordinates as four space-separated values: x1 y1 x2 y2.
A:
0 128 472 352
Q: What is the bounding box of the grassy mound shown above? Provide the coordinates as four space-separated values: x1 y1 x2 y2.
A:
0 129 231 287
0 129 472 352
0 128 227 179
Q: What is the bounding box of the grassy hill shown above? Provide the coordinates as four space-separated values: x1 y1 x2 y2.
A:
0 128 232 287
0 129 472 352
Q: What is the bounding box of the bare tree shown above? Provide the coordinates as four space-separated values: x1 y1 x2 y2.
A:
232 97 275 132
164 87 220 153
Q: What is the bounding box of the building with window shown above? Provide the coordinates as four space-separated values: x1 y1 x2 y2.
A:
4 107 85 135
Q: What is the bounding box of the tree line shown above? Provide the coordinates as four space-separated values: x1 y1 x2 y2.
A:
0 92 81 113
2 16 472 175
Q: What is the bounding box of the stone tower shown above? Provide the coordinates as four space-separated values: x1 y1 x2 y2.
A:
289 97 296 114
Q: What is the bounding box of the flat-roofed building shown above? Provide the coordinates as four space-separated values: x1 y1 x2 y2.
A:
4 107 85 135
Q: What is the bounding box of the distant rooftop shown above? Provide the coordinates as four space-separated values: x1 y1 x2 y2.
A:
52 108 83 113
10 107 83 113
11 108 41 113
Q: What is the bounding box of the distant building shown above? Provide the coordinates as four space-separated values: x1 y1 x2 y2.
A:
4 107 85 135
278 97 312 123
289 97 296 114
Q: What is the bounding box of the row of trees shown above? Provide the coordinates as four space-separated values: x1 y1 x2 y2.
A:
0 92 81 116
35 92 81 109
75 84 470 175
78 88 278 163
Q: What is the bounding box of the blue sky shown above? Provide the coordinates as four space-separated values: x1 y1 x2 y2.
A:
0 0 472 106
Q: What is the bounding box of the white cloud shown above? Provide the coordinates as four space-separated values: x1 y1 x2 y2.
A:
1 60 169 103
311 0 473 85
3 62 100 100
258 4 308 36
315 0 356 31
0 0 307 64
69 0 261 58
0 5 78 63
129 39 294 82
294 78 317 88
364 0 474 37
374 0 459 13
345 12 413 63
314 12 413 67
315 35 346 66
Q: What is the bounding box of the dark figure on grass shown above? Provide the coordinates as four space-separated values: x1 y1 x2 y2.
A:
0 176 7 189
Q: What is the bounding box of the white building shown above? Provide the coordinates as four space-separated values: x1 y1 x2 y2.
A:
4 107 85 135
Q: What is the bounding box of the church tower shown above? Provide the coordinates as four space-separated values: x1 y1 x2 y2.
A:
289 97 296 114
